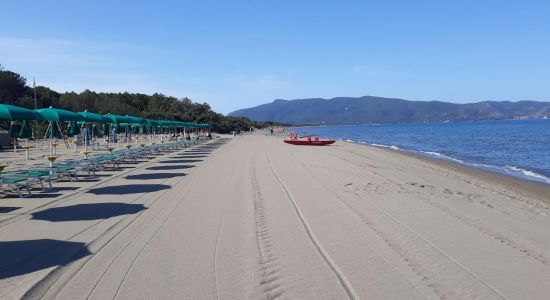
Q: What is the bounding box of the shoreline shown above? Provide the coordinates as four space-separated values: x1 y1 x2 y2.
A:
390 143 550 202
289 120 550 187
340 138 550 193
341 140 550 203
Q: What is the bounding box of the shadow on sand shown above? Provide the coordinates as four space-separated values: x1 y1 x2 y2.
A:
31 203 147 222
147 165 194 171
174 155 207 159
0 207 21 213
88 184 170 195
126 173 185 180
159 159 201 164
0 239 91 279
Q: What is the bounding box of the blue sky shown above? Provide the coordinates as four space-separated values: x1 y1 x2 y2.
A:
1 0 549 114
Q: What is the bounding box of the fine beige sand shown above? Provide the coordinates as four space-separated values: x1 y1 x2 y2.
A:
1 134 550 299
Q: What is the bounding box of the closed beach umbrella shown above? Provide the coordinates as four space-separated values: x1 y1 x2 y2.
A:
0 104 43 121
18 120 33 139
102 124 110 136
116 123 125 134
92 125 99 136
9 122 21 138
67 121 81 137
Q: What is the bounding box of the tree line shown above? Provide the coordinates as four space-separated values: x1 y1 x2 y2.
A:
0 65 280 133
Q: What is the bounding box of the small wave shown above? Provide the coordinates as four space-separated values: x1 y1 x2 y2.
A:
371 143 400 150
504 165 550 183
421 151 464 163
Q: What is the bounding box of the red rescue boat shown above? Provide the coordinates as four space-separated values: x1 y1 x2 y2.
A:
283 132 335 146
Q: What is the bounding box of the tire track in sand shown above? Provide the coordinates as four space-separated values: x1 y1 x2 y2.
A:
250 156 285 299
285 151 431 299
266 150 359 300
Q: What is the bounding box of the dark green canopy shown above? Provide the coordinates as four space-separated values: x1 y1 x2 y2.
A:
0 104 43 121
124 115 146 125
78 110 109 123
35 107 84 122
103 113 131 124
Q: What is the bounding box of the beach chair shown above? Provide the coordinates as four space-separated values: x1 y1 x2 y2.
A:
0 175 40 197
87 154 120 170
60 159 96 177
3 169 57 191
30 165 79 182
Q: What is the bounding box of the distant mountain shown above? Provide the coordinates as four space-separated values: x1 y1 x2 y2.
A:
229 96 550 125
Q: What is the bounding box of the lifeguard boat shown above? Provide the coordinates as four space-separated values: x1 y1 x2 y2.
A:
283 132 335 146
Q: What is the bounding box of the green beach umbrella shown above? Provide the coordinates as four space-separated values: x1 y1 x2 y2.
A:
103 113 131 124
18 120 33 139
124 115 146 125
78 110 109 124
0 104 32 121
0 104 43 120
35 106 84 122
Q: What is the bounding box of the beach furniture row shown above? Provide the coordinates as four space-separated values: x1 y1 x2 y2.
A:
0 138 208 198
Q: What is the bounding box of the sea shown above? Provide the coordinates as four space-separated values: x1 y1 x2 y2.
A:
290 119 550 185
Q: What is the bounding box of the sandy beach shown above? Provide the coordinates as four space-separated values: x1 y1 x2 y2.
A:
1 134 550 299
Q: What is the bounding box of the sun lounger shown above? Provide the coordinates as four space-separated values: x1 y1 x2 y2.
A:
0 175 41 197
29 165 79 182
3 169 57 191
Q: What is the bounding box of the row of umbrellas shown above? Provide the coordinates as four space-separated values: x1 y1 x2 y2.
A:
0 104 211 128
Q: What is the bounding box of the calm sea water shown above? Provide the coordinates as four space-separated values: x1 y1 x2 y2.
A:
290 119 550 184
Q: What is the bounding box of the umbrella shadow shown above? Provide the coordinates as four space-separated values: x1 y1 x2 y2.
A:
0 207 21 213
88 184 170 195
31 203 147 222
147 165 194 171
174 155 207 159
126 173 186 180
0 239 91 280
159 159 201 164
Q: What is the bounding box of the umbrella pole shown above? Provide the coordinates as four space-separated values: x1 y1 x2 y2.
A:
84 126 88 153
10 122 17 153
39 122 50 150
58 122 70 149
91 124 95 150
50 121 54 156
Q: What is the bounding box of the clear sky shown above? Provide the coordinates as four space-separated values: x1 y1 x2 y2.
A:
1 0 549 114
